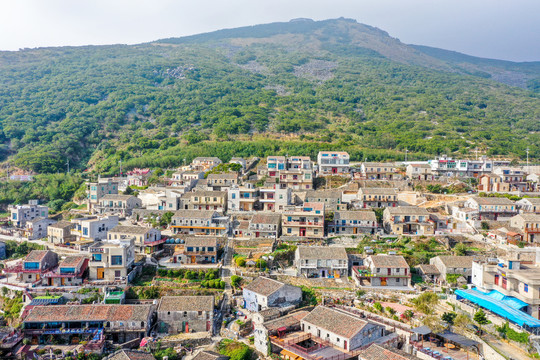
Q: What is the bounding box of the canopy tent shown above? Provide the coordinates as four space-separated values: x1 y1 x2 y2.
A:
483 289 528 309
455 288 540 331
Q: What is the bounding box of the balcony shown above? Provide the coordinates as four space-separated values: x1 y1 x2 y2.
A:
283 221 323 227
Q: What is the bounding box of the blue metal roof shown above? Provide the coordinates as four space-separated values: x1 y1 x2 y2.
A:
455 288 540 328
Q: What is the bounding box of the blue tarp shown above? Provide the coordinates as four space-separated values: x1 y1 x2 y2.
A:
484 290 528 310
455 288 540 328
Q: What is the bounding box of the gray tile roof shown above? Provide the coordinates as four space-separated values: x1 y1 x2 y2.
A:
434 256 474 268
416 264 440 275
386 206 430 216
472 196 515 205
158 296 214 313
302 306 369 339
335 211 376 221
359 188 397 195
250 213 281 225
297 246 348 260
109 225 153 235
105 350 156 360
243 277 286 297
359 344 417 360
173 210 216 219
25 250 52 263
192 351 229 360
368 255 409 268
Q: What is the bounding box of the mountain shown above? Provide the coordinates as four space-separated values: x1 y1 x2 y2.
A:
0 18 538 175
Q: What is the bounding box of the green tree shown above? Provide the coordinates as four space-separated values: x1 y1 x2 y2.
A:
474 309 488 326
442 312 457 325
453 243 468 256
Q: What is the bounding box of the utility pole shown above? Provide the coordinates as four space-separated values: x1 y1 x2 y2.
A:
475 147 479 161
66 159 70 174
119 160 122 177
405 148 408 163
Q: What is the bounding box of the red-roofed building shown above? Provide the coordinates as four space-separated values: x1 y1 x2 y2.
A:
42 255 89 286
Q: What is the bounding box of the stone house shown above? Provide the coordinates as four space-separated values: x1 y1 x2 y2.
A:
242 277 302 312
327 210 377 236
47 221 76 245
430 255 475 284
157 296 214 333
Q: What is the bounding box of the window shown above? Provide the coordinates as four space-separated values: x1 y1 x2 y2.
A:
525 283 529 293
111 255 123 265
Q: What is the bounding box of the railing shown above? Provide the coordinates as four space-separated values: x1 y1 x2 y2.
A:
282 221 323 226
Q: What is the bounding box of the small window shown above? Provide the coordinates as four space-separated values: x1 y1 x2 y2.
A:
525 283 529 293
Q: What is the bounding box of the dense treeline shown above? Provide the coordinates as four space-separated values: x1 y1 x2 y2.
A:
0 19 538 174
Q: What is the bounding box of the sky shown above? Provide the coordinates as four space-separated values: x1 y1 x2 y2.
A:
0 0 538 62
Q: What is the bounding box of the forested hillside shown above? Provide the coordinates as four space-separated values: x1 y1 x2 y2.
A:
0 18 538 175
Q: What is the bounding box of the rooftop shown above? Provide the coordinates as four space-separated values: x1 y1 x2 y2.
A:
48 220 74 230
416 264 440 275
24 304 152 323
243 277 287 297
25 250 52 263
101 194 136 201
434 256 475 269
59 255 86 268
264 310 309 332
368 255 409 268
207 172 238 180
173 210 216 219
386 206 430 216
335 210 376 221
471 196 515 206
297 246 347 260
184 237 218 247
360 343 417 360
250 213 281 225
158 296 214 313
109 225 154 235
302 306 369 339
105 350 156 360
359 187 398 195
192 351 229 360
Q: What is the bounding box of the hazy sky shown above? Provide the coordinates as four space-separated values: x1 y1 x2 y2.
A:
0 0 538 62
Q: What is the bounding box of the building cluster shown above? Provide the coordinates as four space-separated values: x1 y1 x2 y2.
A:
3 152 540 359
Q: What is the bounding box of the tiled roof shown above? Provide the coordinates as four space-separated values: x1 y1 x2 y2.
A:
515 213 540 222
416 264 440 275
471 196 514 205
359 344 417 360
192 351 229 360
297 246 348 260
434 256 474 268
186 190 227 198
335 211 376 221
302 306 369 339
301 202 325 211
105 350 156 360
250 213 281 225
184 237 218 247
386 206 430 216
359 188 397 195
48 221 74 230
59 255 86 268
368 255 409 268
305 189 343 199
194 157 221 162
109 225 153 235
24 304 152 323
101 194 136 201
207 173 238 180
158 296 214 313
408 164 432 169
363 162 396 168
264 310 309 332
522 198 540 205
173 210 216 219
243 277 286 297
25 250 51 263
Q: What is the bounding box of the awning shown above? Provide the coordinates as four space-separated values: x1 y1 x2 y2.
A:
436 330 480 349
411 325 432 335
456 288 540 328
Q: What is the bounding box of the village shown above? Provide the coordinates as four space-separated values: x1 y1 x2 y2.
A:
1 152 540 360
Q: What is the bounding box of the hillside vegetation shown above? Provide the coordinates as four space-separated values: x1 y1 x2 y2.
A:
0 18 538 174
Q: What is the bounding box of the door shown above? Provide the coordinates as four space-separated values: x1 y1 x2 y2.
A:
61 278 65 286
191 256 196 263
97 267 104 280
381 278 387 286
353 227 358 234
332 167 337 174
255 232 260 238
344 340 348 350
300 228 306 237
